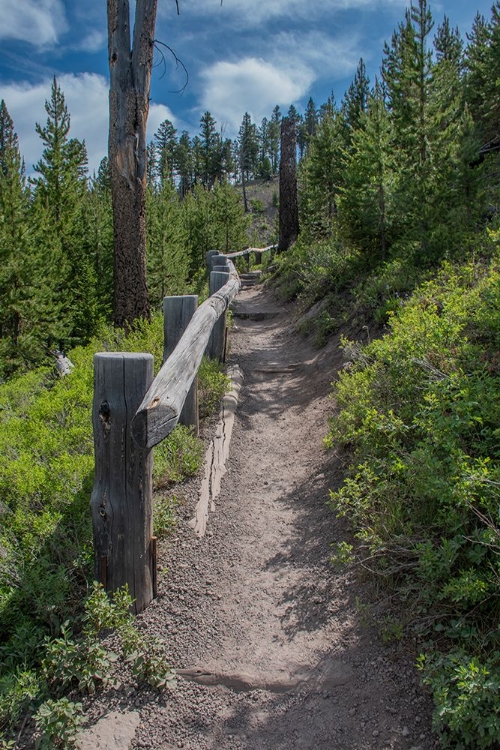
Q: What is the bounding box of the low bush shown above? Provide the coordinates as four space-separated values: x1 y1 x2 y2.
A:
0 314 226 742
326 242 500 746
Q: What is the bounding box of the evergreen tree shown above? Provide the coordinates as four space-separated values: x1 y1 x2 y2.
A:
300 107 345 237
341 58 370 134
146 181 189 307
154 118 177 183
84 161 114 320
176 131 194 197
211 181 251 253
267 106 281 174
339 80 394 258
464 12 490 136
182 184 215 272
0 101 32 374
434 15 463 65
258 117 273 178
199 111 219 187
298 97 318 159
238 112 259 181
33 77 99 344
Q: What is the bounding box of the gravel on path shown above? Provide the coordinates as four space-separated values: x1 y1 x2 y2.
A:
79 283 437 749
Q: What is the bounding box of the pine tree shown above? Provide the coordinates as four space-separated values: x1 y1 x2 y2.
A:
300 106 345 237
434 15 463 65
238 112 259 182
154 119 177 183
211 181 250 253
0 101 31 374
147 180 189 307
341 58 370 134
33 77 99 344
298 97 318 159
199 111 220 188
176 131 194 197
339 80 394 259
464 12 489 135
267 106 281 175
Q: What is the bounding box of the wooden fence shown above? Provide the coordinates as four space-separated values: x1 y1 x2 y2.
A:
90 252 240 613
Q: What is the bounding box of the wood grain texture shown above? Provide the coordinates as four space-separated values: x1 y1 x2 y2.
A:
163 295 199 433
132 267 240 449
90 352 154 613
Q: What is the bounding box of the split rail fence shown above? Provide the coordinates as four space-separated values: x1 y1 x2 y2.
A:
90 246 273 613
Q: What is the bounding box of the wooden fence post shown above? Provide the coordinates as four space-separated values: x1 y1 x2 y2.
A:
163 295 199 435
90 352 154 613
210 253 228 272
206 250 218 275
206 270 230 360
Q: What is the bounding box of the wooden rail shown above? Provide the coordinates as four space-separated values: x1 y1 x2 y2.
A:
132 266 239 450
90 254 240 612
225 244 275 259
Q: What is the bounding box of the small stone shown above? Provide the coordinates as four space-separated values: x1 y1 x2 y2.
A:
402 726 410 737
372 730 380 737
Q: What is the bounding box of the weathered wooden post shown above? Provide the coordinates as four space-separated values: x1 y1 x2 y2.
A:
207 270 230 361
206 250 218 274
163 295 199 435
91 352 155 613
210 253 228 272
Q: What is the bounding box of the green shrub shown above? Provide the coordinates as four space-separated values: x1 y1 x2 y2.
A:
34 697 83 749
153 426 203 487
419 651 500 749
326 249 500 744
198 357 229 419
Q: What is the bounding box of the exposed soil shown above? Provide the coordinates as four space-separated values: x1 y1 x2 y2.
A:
80 281 437 748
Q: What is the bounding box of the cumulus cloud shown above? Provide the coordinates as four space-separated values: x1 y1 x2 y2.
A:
0 0 68 46
200 58 314 133
2 74 177 175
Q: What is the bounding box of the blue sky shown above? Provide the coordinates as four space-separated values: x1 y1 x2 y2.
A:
0 0 495 174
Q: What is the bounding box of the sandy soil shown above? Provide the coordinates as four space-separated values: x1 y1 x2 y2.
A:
77 281 438 749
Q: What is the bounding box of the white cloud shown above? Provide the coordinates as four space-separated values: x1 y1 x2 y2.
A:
272 30 363 82
200 58 314 133
0 0 68 46
76 30 107 54
192 0 407 25
2 74 177 175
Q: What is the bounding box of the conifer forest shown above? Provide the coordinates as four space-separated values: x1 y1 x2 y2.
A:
1 0 500 746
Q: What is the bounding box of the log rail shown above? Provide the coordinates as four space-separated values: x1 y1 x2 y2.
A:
90 253 245 612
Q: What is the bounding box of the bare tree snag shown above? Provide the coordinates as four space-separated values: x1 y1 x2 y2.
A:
108 0 157 327
278 116 299 253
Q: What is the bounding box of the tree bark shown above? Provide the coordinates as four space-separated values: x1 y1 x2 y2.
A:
278 116 299 253
108 0 157 327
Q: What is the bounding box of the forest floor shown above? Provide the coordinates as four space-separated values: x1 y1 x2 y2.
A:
79 281 438 749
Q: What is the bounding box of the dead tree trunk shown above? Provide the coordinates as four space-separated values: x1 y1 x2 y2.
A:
108 0 157 328
277 116 299 253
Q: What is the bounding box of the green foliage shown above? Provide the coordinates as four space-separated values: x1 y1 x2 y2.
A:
34 697 83 749
153 494 179 538
0 313 208 738
419 651 500 748
198 356 230 419
326 249 500 744
153 426 202 488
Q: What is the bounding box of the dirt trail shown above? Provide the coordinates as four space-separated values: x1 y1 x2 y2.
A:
100 284 436 749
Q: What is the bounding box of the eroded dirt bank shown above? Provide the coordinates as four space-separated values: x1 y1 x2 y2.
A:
87 284 437 749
